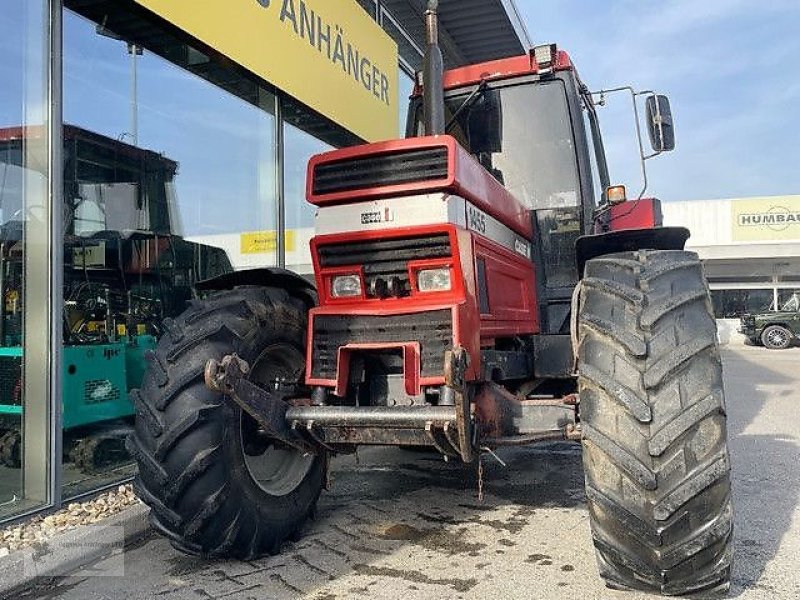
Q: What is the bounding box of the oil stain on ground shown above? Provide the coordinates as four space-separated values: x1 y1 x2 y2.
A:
381 523 486 555
353 564 478 593
526 553 552 565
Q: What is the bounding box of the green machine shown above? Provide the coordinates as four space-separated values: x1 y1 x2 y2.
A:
0 126 232 471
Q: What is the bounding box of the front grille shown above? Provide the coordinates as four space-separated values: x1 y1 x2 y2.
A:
318 234 451 293
311 310 453 380
0 356 22 406
312 146 449 195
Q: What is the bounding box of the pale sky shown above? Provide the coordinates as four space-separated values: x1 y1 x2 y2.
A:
2 0 799 238
517 0 800 202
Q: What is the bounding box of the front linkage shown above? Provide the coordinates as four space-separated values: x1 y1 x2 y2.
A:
205 346 580 464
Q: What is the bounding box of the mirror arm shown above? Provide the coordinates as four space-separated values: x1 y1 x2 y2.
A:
590 86 654 199
643 149 663 161
629 89 650 200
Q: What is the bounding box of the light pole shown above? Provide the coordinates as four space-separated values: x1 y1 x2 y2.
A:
127 43 142 146
96 19 142 146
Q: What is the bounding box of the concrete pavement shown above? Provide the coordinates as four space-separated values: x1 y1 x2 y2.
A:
14 345 800 600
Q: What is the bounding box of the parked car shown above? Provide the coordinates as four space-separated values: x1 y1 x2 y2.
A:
740 293 800 349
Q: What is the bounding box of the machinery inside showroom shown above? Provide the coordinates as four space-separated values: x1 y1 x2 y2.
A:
0 125 231 473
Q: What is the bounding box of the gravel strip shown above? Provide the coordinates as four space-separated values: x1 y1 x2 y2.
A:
0 485 140 557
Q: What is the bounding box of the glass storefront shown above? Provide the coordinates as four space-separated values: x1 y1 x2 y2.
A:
0 0 55 519
284 123 331 275
777 289 800 309
398 67 415 135
0 0 430 522
61 8 279 496
58 3 353 499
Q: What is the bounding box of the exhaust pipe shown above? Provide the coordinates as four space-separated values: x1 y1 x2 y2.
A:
423 0 445 135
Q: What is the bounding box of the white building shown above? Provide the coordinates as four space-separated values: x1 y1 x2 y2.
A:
663 194 800 342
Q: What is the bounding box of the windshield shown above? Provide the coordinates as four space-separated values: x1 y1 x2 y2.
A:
2 132 179 236
781 293 800 312
413 80 580 211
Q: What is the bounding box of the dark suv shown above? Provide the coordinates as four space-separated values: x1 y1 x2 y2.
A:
740 293 800 349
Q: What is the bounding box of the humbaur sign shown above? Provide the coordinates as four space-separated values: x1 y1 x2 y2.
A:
731 196 800 241
133 0 399 141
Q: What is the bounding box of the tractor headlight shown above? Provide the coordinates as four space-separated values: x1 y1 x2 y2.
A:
331 274 362 298
416 268 451 292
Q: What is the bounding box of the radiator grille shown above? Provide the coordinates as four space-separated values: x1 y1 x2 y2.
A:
311 310 453 380
318 234 451 294
312 146 449 195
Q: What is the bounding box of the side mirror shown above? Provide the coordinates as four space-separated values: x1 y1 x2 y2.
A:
645 94 675 152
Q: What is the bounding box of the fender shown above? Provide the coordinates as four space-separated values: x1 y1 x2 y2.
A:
195 268 317 309
575 226 690 276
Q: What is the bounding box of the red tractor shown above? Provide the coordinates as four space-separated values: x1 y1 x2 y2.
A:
129 4 732 596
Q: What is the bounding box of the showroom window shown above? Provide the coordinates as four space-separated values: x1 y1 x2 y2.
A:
59 0 361 499
61 7 281 498
399 67 415 135
283 122 332 275
0 1 56 520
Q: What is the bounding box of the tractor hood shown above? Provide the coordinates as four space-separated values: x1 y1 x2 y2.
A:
306 135 532 239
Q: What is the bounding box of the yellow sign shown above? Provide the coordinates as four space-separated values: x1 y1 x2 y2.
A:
731 196 800 242
134 0 399 141
241 230 297 254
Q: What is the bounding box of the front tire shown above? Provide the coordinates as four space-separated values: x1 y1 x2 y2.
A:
761 324 793 350
577 250 732 596
127 287 326 559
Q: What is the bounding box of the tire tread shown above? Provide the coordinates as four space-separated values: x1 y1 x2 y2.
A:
129 287 324 559
579 250 732 595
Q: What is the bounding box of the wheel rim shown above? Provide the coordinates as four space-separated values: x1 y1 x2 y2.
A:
767 328 789 348
239 343 314 497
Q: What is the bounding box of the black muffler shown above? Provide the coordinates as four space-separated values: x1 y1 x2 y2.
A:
422 0 445 135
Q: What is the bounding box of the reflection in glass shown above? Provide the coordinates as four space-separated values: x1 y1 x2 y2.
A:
57 126 232 496
0 129 36 507
61 8 290 498
399 67 414 137
0 0 51 519
777 290 800 312
57 0 359 500
284 122 332 275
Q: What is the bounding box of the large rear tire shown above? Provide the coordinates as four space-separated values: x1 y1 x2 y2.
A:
127 287 326 559
577 250 732 596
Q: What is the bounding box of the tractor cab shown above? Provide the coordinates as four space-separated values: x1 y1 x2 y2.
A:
406 45 668 333
301 38 681 391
